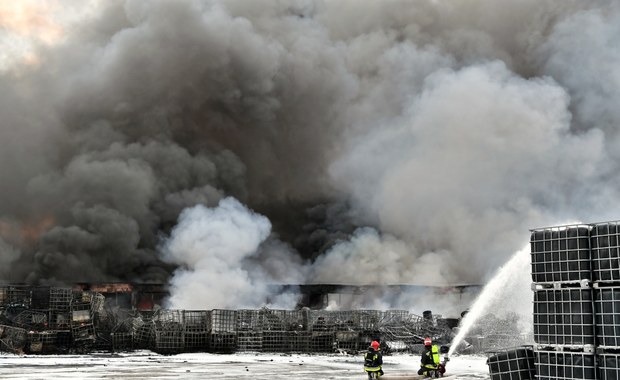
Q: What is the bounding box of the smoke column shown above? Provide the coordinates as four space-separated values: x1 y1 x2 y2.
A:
1 0 619 312
160 197 303 309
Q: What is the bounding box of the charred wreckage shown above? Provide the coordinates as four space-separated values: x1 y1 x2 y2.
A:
0 283 520 356
0 283 467 356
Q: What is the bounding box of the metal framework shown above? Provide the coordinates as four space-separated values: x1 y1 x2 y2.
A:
0 287 455 355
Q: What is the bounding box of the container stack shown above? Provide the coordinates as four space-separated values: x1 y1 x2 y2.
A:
528 220 620 380
209 309 238 353
0 286 104 354
152 309 185 354
591 221 620 380
183 310 210 352
0 293 455 355
530 224 597 380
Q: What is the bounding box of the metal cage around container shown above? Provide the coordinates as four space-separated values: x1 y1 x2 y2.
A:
487 346 536 380
0 325 26 353
531 225 592 283
594 286 620 348
26 330 63 354
49 288 74 311
535 350 597 380
209 310 237 353
533 288 595 346
598 352 620 380
591 221 620 283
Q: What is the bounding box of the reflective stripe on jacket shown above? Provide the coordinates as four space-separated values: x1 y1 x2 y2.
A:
364 350 383 372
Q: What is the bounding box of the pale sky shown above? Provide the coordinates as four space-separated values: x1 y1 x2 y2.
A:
0 1 100 70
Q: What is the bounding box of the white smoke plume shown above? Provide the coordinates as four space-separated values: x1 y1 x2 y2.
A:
0 0 619 315
161 197 303 309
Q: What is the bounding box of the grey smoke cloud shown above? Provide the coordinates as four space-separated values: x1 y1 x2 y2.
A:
0 0 619 313
329 61 605 282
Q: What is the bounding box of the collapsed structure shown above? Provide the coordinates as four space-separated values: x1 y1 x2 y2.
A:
0 284 459 355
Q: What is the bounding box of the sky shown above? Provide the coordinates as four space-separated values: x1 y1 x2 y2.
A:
0 0 619 314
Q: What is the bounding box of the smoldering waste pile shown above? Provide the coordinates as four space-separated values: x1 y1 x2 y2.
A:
0 285 454 355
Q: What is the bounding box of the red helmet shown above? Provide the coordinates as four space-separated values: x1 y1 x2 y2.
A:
424 337 432 346
371 341 380 350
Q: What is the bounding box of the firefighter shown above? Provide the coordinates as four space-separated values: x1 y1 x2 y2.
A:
364 340 384 378
418 337 440 377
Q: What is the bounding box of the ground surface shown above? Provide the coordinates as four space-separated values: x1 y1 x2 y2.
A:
0 351 489 379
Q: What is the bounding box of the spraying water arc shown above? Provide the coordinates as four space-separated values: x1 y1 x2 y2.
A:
448 245 532 357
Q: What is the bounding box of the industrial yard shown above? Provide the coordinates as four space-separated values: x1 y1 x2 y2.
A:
0 351 489 379
2 1 619 379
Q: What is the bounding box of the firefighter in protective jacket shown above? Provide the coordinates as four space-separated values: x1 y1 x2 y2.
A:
418 337 440 377
364 340 384 378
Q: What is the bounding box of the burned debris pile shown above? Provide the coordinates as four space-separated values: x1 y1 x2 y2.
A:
0 286 104 354
0 285 454 355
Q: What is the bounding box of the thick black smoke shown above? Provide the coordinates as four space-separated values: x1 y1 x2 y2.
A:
1 1 619 311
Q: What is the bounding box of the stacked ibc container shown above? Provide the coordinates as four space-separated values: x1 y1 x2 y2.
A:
487 346 536 380
591 221 620 380
530 221 620 380
530 225 597 380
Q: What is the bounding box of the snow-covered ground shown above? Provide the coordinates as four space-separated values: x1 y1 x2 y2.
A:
0 351 489 379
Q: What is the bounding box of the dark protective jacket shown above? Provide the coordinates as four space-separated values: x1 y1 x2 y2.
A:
420 344 440 370
364 347 383 372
